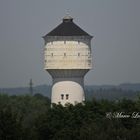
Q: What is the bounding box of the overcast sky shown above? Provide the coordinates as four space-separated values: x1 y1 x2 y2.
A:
0 0 140 88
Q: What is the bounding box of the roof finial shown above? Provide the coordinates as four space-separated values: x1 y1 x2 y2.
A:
63 10 73 22
66 9 70 16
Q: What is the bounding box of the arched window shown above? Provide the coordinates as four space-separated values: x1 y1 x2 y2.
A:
61 94 64 100
66 94 69 100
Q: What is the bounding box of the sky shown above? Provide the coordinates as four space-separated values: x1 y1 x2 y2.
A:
0 0 140 88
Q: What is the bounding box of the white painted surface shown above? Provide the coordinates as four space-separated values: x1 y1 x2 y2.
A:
51 80 85 106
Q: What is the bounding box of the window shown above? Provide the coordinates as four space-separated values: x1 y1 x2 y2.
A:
66 94 69 100
78 53 80 56
64 53 66 56
61 94 64 100
51 53 53 56
64 41 66 44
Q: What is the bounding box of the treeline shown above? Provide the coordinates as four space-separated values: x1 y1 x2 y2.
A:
86 88 139 100
0 94 140 140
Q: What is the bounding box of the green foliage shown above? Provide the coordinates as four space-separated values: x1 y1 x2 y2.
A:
0 93 140 140
0 106 22 140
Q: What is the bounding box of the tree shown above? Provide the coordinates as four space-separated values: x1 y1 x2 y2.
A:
0 106 22 140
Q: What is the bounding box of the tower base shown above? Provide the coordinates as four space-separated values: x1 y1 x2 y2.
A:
51 78 85 106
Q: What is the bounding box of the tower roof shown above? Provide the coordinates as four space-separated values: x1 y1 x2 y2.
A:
43 16 92 38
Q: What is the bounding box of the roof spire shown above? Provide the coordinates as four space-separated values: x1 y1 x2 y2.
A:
66 9 70 16
63 10 73 22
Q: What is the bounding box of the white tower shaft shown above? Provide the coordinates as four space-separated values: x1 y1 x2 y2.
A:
48 69 89 105
52 78 85 106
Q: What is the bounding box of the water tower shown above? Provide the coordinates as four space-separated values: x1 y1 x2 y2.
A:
43 15 93 106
